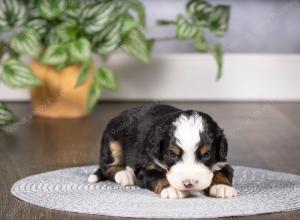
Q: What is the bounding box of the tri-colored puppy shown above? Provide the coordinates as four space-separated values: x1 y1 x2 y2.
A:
88 104 237 199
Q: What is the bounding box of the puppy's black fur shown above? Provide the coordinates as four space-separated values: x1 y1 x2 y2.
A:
92 104 233 195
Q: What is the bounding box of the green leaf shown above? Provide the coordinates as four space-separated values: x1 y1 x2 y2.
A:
0 0 27 29
55 19 78 42
176 15 198 40
38 0 67 19
94 17 123 56
97 67 117 90
126 0 146 27
75 61 90 88
121 15 141 34
194 32 208 52
214 44 223 80
10 28 41 58
26 18 48 35
87 81 101 112
0 59 42 88
121 29 152 64
41 44 68 66
46 29 60 45
95 35 121 57
0 1 10 28
43 19 78 45
187 0 212 26
65 0 82 17
28 8 42 18
81 1 115 34
69 38 91 62
209 5 230 37
0 102 17 127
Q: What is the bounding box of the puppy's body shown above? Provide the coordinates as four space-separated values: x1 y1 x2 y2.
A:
89 104 237 199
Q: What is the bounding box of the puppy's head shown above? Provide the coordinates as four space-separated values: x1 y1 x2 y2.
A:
149 111 228 192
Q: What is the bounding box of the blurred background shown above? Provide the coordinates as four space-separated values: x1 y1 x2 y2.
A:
144 0 300 54
1 0 300 102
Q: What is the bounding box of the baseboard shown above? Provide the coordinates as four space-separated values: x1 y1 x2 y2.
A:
1 54 300 101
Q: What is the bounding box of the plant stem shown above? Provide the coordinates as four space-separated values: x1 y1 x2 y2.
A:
150 36 177 42
156 20 177 26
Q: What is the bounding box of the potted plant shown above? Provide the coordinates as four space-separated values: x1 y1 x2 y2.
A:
0 0 230 126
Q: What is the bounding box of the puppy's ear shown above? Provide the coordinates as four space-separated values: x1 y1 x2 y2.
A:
146 125 166 159
216 130 228 161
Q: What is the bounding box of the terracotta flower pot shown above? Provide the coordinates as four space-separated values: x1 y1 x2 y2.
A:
30 60 95 118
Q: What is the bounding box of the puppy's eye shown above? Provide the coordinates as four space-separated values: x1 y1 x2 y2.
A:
168 151 178 160
202 153 210 160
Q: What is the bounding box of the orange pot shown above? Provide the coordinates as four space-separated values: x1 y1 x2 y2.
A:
30 60 95 118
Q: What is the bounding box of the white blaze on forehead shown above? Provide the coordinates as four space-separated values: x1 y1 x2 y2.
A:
173 113 204 155
168 113 212 191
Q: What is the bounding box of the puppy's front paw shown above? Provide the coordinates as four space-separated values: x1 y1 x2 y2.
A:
160 186 188 199
115 169 135 186
209 184 237 198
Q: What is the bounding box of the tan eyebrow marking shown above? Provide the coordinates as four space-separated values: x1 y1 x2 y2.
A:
200 144 209 155
170 144 182 155
146 163 157 170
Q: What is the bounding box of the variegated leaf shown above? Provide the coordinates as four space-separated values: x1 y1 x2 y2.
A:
209 5 230 37
38 0 67 19
0 102 17 127
55 19 78 43
45 19 77 45
65 0 82 17
0 59 42 88
0 0 27 28
46 29 61 45
26 18 48 35
176 15 198 40
121 15 140 34
121 29 152 64
10 28 41 58
69 38 91 62
94 18 122 56
81 1 115 34
87 80 101 111
194 32 208 52
125 0 145 27
187 0 212 26
97 67 117 90
76 61 90 87
41 44 68 66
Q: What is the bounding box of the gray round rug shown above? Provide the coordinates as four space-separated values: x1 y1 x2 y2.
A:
11 165 300 218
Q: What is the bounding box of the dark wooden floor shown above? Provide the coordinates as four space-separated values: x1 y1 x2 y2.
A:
1 102 300 220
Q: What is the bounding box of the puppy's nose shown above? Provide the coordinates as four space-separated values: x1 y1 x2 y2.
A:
183 180 194 188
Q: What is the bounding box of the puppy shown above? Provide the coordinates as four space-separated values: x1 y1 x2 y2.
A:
88 104 237 199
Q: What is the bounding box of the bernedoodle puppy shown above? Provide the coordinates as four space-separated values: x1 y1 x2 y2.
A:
88 104 237 199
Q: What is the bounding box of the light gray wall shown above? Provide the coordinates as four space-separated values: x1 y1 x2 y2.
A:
1 0 299 53
142 0 300 53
